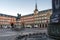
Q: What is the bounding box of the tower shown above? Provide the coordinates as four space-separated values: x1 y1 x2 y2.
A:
34 0 38 14
33 0 39 28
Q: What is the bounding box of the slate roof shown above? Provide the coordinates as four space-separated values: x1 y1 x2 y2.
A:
21 14 34 17
38 9 52 14
0 13 16 18
21 9 52 17
0 9 52 18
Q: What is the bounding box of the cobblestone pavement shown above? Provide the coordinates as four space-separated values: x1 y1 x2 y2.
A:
16 33 55 40
0 29 18 40
16 28 55 40
0 28 55 40
18 28 47 35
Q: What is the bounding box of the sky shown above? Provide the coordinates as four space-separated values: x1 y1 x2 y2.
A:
0 0 52 16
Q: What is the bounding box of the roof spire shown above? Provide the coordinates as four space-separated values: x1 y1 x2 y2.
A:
35 0 38 11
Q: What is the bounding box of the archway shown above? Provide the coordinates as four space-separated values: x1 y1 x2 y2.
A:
39 24 41 28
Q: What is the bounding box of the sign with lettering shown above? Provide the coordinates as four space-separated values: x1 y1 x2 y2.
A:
51 15 59 23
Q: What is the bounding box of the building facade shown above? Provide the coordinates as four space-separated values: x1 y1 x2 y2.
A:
20 9 52 28
0 9 52 29
0 3 52 29
19 3 52 28
0 13 21 28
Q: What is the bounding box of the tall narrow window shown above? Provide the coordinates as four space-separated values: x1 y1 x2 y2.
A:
55 0 59 9
59 0 60 8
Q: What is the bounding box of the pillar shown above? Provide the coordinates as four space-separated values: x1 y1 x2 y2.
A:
45 24 48 28
39 24 40 28
42 24 44 28
41 24 42 28
44 24 45 28
47 24 48 27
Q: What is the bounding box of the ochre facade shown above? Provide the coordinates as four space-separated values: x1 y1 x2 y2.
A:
0 3 52 28
20 9 52 28
0 9 52 28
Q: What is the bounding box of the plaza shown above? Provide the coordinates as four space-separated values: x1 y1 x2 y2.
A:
0 28 55 40
0 0 60 40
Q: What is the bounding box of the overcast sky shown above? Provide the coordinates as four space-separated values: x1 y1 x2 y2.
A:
0 0 52 16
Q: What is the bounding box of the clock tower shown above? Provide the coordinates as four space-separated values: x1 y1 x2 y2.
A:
34 0 38 15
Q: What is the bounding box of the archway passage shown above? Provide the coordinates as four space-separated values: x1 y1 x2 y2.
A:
11 23 14 28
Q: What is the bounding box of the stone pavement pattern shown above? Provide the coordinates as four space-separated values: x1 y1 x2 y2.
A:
0 29 19 40
17 32 55 40
0 28 55 40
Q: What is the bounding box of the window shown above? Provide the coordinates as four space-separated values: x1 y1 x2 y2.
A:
55 0 60 9
44 17 47 19
55 0 58 5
